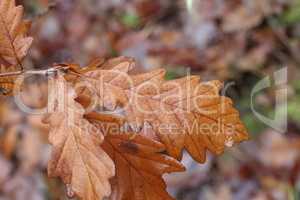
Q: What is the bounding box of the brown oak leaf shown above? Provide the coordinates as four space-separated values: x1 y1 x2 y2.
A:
0 0 33 67
102 134 185 200
45 75 115 200
76 57 249 163
85 112 185 200
85 118 185 200
0 65 18 95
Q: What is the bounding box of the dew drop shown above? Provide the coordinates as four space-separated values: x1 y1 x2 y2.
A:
225 137 234 147
66 184 75 198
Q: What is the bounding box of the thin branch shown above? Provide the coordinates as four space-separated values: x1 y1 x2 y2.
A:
0 70 23 77
0 65 71 78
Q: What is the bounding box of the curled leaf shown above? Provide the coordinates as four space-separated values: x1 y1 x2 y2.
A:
45 75 115 200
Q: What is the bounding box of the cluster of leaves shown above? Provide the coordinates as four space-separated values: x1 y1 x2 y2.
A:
0 0 249 199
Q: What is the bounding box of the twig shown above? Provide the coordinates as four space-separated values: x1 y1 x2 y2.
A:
0 65 70 78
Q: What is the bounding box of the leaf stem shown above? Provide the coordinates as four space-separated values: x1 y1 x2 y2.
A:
0 66 71 78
